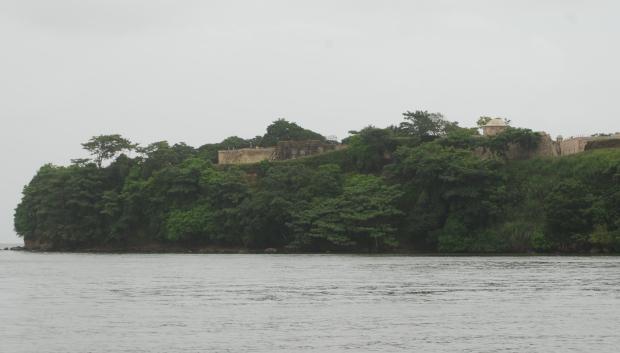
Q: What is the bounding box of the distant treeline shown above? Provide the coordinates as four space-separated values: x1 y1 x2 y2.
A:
14 113 620 252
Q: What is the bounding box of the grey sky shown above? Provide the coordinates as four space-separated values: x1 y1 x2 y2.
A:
1 0 619 243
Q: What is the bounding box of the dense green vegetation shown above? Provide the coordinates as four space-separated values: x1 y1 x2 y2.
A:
14 113 620 253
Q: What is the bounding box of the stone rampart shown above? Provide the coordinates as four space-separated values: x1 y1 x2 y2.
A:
476 133 620 160
557 136 620 156
502 134 620 159
585 137 620 152
503 133 560 159
534 133 561 157
217 140 345 165
275 140 342 160
560 138 590 156
476 133 560 160
219 133 620 165
218 148 276 165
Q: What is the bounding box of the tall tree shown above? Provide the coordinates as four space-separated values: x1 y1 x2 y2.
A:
345 127 397 172
477 116 493 127
399 110 459 139
260 119 325 147
544 180 594 249
291 175 402 252
82 134 137 167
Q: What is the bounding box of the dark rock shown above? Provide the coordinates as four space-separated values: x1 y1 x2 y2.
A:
264 248 277 254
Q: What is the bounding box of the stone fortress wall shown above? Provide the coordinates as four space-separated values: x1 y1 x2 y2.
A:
481 118 620 159
220 122 620 164
525 134 620 158
218 140 344 165
559 137 591 156
584 137 620 151
275 140 345 160
218 148 276 165
502 134 620 160
559 135 620 156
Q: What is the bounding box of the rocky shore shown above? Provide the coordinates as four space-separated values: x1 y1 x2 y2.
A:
2 246 24 251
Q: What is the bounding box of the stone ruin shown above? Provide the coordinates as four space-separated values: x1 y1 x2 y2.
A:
481 118 509 137
218 121 619 164
480 118 620 158
218 140 345 165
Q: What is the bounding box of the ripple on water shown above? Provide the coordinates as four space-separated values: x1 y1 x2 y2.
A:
1 254 620 353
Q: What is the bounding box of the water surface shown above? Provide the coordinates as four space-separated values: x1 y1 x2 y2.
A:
1 252 619 352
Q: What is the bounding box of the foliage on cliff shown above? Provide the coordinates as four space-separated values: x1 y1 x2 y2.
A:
14 114 620 252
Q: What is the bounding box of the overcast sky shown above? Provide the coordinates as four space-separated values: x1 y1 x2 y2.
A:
1 0 619 244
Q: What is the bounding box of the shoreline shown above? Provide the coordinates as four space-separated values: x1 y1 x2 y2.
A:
5 247 619 256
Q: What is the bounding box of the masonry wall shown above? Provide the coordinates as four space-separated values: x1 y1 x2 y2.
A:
217 140 345 165
482 126 507 136
488 135 620 160
534 134 561 157
585 138 620 152
275 140 341 160
476 133 560 160
218 148 276 165
559 138 590 156
218 135 620 165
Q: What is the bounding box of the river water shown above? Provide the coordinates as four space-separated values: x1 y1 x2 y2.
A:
1 252 619 352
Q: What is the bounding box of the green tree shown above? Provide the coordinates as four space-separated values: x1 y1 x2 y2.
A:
477 116 493 127
438 128 481 150
14 164 108 247
260 119 325 147
219 136 251 150
291 175 402 252
165 204 217 242
16 118 620 255
482 128 541 157
544 180 594 249
388 143 505 250
345 127 397 173
477 117 511 127
82 134 137 167
399 111 460 139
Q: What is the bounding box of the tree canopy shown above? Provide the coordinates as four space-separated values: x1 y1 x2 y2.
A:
260 119 326 147
15 113 620 253
82 134 137 167
399 110 460 139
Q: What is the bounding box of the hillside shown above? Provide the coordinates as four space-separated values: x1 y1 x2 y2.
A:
14 113 620 253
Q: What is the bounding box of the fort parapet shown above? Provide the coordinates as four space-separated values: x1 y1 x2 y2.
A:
482 133 620 160
275 140 343 160
219 126 620 165
218 147 276 165
559 134 620 156
218 140 344 165
478 118 620 158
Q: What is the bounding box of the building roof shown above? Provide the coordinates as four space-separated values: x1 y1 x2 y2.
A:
483 118 508 127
